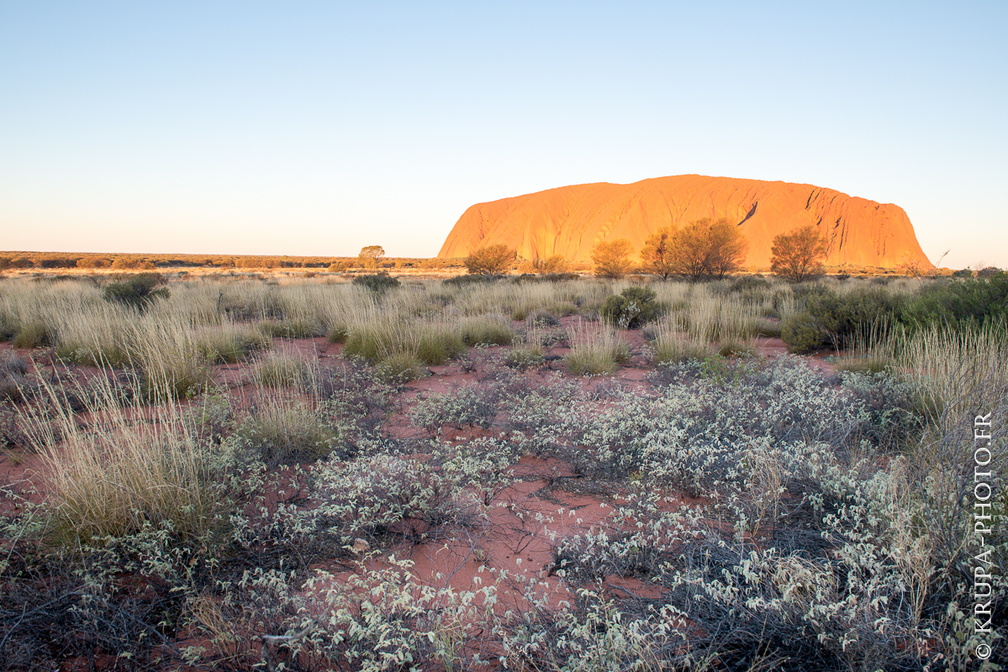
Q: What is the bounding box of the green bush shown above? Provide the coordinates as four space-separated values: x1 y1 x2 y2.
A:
782 285 900 352
781 311 825 353
900 270 1008 328
352 272 401 293
600 286 662 329
102 273 170 309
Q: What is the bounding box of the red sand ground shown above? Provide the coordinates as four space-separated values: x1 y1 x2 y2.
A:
0 331 839 668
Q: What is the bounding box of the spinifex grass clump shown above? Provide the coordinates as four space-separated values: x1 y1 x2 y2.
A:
343 316 465 367
564 319 631 375
458 313 514 346
230 396 341 466
19 375 233 545
194 322 271 364
251 349 315 388
126 319 213 399
11 321 54 348
258 318 324 338
649 320 712 365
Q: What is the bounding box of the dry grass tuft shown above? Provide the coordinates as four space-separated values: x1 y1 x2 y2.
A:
564 320 631 375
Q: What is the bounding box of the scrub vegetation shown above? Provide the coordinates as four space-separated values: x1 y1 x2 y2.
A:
0 270 1004 670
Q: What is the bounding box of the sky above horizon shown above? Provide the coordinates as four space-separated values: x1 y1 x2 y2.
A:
2 2 1006 269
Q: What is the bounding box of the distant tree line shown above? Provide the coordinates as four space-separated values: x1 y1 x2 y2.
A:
459 219 832 281
0 251 466 272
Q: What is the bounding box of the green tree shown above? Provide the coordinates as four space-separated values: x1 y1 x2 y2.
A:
770 225 829 282
670 219 748 280
532 255 570 274
591 239 634 279
357 245 385 270
640 226 677 279
464 244 515 275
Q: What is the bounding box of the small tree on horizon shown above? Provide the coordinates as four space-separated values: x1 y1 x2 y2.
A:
591 239 634 279
464 244 515 275
770 225 829 282
640 226 677 279
357 245 385 270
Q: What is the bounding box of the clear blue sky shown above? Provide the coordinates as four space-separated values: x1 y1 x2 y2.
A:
2 1 1006 268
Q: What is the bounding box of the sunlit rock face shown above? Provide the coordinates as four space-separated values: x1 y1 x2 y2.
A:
438 175 932 269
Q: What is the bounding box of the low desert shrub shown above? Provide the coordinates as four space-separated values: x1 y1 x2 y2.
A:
222 561 495 671
101 273 169 309
562 356 880 491
310 454 480 544
301 358 397 450
352 272 401 294
505 345 545 370
410 382 501 432
525 310 560 327
840 370 924 450
600 285 662 329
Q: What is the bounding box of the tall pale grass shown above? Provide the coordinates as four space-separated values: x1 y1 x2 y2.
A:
879 321 1008 421
859 320 1008 598
450 280 593 320
564 319 631 375
652 283 763 342
650 320 713 365
20 374 231 544
343 315 465 366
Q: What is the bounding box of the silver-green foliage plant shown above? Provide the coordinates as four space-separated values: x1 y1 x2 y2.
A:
219 559 497 671
559 356 873 495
